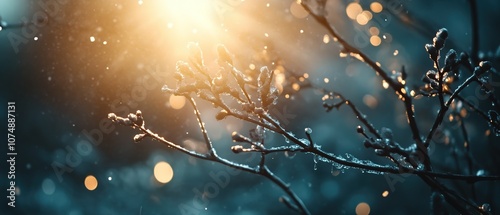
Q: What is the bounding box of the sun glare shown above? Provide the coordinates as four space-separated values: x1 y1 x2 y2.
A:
157 0 217 30
134 0 234 61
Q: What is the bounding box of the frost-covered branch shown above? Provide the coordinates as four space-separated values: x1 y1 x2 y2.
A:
297 1 498 214
299 1 432 171
108 1 500 214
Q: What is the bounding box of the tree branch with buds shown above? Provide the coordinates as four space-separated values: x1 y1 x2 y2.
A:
108 1 500 214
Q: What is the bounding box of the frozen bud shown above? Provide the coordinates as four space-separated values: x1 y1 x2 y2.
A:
258 66 272 96
136 110 142 117
425 44 438 61
128 113 138 122
231 131 247 142
174 72 184 81
363 140 372 148
474 61 492 76
460 52 469 62
433 28 448 50
479 61 492 71
108 113 117 121
480 203 491 213
444 49 457 70
176 61 194 77
215 110 229 121
436 28 448 40
356 126 364 134
459 52 472 68
375 149 388 156
445 49 457 61
212 75 225 86
133 133 146 143
305 127 312 135
230 145 244 153
426 70 437 80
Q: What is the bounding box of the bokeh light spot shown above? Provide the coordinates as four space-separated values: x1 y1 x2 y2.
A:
363 95 378 108
346 2 362 20
169 95 186 110
370 2 383 13
370 35 381 46
42 178 55 195
369 27 379 36
382 190 389 197
362 11 373 20
356 13 369 25
355 202 371 215
323 34 330 43
84 175 98 191
154 161 174 184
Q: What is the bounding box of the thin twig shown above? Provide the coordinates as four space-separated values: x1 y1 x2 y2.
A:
261 166 311 215
187 96 216 156
468 0 479 65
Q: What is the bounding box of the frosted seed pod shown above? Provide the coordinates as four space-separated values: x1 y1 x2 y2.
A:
108 113 117 120
133 134 146 143
128 113 138 122
480 203 491 212
356 126 364 134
